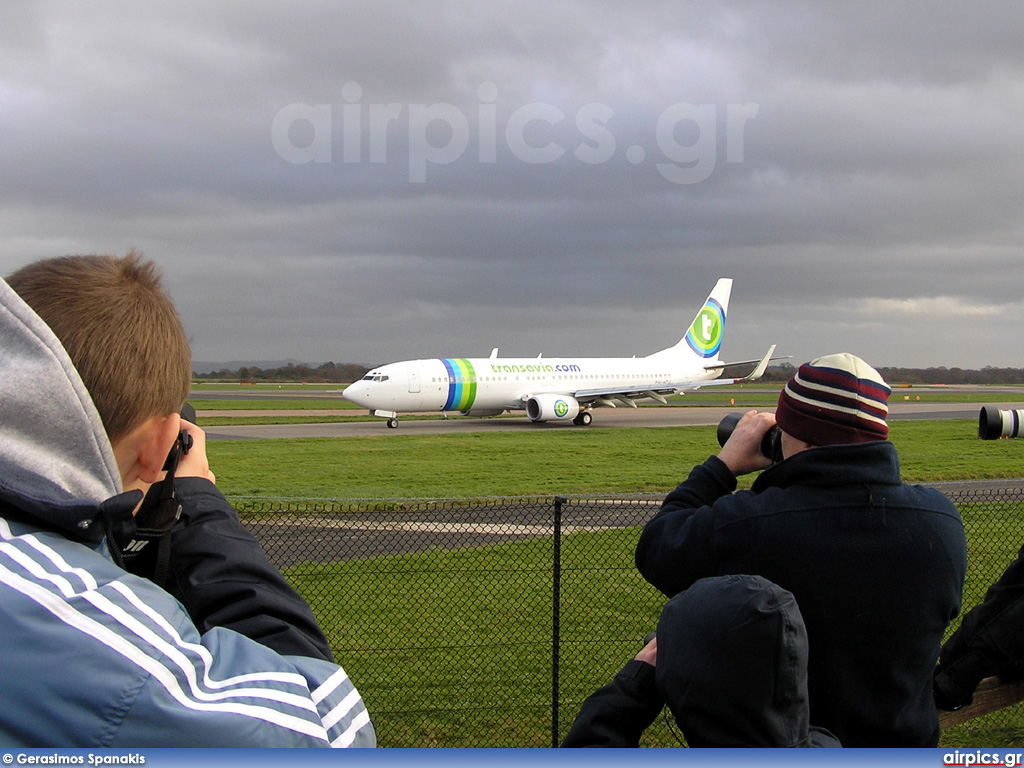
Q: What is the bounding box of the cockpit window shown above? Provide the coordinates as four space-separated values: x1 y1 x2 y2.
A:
362 374 390 383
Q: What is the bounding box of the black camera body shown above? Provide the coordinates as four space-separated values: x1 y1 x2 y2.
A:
717 412 783 465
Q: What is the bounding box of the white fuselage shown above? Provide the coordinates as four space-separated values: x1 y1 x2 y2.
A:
342 354 718 420
340 278 775 426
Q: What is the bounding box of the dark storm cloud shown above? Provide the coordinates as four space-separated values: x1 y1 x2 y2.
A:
0 1 1021 367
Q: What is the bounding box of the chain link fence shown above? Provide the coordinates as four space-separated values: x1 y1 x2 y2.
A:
235 486 1024 748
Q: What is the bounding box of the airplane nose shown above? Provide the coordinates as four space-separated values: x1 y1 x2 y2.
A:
342 382 365 403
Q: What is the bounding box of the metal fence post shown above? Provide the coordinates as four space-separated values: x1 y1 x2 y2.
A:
551 495 566 748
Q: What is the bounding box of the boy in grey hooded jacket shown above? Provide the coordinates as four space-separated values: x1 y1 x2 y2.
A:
0 254 374 747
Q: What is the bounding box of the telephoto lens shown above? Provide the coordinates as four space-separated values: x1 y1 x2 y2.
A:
979 406 1024 440
717 412 783 464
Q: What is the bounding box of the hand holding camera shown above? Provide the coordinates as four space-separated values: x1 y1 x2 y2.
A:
716 410 782 475
121 402 213 583
175 416 215 485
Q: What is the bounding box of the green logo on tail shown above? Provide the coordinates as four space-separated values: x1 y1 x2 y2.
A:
685 299 725 358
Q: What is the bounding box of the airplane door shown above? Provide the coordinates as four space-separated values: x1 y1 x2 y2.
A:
406 364 421 394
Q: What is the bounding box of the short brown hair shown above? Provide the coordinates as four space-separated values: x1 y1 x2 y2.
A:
6 250 191 443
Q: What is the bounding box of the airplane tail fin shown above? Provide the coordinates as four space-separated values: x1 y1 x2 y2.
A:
648 278 733 364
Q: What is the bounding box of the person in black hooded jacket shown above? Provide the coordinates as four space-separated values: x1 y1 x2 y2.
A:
935 545 1024 711
561 574 840 748
634 354 966 746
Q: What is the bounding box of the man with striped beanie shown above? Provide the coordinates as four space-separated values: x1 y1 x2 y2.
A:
635 353 967 747
775 353 891 446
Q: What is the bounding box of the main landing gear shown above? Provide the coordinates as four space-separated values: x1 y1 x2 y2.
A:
386 417 399 429
573 410 593 426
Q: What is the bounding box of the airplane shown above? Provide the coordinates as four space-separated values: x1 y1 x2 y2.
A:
342 278 777 428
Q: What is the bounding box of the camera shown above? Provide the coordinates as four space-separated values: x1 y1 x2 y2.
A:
717 412 783 464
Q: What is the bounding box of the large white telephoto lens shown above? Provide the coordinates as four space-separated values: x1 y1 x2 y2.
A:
978 406 1024 440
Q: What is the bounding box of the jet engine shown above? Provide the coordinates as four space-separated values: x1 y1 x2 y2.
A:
525 394 580 423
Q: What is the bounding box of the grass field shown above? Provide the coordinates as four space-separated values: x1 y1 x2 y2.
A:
201 393 1024 747
209 419 1024 500
281 496 1024 748
287 526 671 747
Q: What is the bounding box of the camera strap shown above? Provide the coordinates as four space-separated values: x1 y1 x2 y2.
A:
120 429 193 588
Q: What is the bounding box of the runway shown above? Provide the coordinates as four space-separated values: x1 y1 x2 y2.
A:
200 399 1001 440
202 389 1024 561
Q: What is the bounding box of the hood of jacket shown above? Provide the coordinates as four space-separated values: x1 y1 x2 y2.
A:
751 440 901 493
655 574 840 747
0 276 130 540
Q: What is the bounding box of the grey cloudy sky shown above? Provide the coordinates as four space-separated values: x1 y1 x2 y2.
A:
2 1 1022 369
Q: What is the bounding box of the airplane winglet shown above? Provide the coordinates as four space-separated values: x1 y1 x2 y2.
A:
743 344 776 382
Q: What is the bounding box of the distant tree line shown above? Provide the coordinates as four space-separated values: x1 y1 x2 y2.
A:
877 366 1024 386
195 362 1024 386
761 364 1024 386
193 362 371 383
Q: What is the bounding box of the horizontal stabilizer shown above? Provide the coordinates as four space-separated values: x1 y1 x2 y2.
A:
704 348 789 372
682 344 777 390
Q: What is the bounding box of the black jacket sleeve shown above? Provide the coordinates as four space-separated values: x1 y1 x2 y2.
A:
561 661 663 747
634 456 737 597
155 477 335 662
935 543 1024 709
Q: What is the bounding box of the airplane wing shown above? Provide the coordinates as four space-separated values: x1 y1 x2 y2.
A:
571 345 777 409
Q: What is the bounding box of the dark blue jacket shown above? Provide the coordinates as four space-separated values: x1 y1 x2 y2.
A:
635 441 967 747
562 575 841 748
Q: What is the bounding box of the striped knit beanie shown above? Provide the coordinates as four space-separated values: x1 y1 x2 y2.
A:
775 353 891 446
